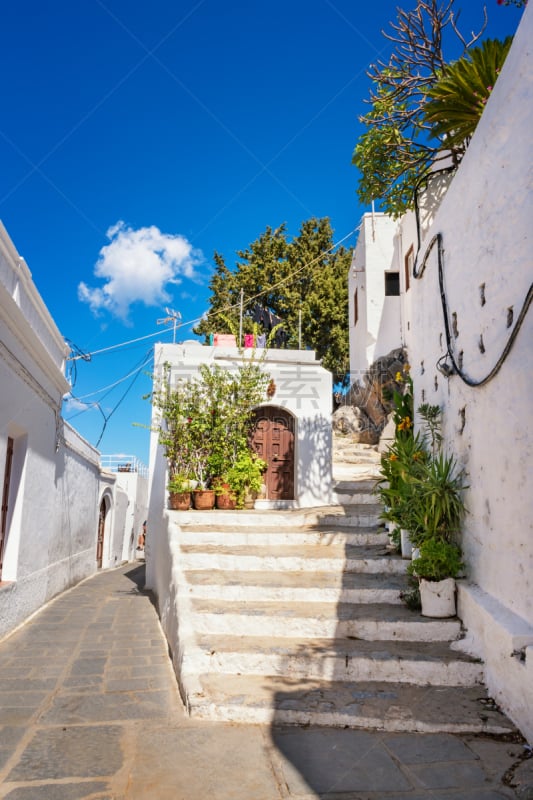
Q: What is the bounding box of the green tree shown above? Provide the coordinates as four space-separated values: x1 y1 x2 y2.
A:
353 0 489 217
194 217 351 377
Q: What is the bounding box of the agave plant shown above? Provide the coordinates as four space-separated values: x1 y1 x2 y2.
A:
423 37 513 151
410 453 468 542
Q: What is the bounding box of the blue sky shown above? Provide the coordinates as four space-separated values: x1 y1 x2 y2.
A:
0 0 524 466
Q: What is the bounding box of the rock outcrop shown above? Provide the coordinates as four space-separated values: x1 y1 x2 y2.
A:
333 348 407 445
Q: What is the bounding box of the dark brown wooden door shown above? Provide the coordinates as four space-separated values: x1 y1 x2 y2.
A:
0 437 14 579
251 408 294 500
96 499 106 568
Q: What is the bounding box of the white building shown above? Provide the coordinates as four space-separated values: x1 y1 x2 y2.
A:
348 5 533 741
145 341 333 592
0 223 145 639
348 212 401 377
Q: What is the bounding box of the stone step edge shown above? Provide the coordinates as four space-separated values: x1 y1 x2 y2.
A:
178 675 514 736
179 554 408 575
176 530 389 544
188 614 461 643
171 505 383 528
180 585 405 605
182 641 483 687
186 701 513 735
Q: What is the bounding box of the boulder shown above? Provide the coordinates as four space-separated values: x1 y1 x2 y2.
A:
334 348 408 442
332 405 379 444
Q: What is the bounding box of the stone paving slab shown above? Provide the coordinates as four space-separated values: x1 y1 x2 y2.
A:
0 563 530 800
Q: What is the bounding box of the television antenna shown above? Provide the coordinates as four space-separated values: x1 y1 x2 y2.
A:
157 307 182 343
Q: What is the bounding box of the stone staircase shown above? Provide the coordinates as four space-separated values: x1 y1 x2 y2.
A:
168 441 516 735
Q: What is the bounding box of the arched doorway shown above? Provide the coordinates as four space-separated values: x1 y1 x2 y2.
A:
251 407 295 500
96 498 107 568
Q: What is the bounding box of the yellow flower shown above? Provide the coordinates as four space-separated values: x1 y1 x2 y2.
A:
404 363 411 374
413 450 423 461
397 416 412 432
395 371 403 382
389 453 398 461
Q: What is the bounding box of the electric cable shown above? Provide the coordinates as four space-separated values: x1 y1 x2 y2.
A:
65 349 153 449
417 232 532 387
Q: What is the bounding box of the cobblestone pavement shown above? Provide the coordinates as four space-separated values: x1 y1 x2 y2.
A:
0 563 531 799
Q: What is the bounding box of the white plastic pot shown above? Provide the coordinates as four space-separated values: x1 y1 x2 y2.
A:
400 529 413 559
419 578 456 618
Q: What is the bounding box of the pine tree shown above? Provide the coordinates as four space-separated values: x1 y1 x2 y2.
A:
194 218 351 378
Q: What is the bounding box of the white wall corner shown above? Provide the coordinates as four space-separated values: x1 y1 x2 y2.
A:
455 582 533 744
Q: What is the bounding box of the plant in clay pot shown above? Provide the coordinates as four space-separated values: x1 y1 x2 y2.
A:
226 449 267 509
150 361 270 508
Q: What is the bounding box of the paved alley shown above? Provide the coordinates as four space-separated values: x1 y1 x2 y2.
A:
0 563 530 800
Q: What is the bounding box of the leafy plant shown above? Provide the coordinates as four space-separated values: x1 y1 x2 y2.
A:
424 37 513 150
353 0 489 217
418 403 443 456
167 474 195 494
410 453 468 541
376 368 467 551
151 361 270 490
377 431 429 534
226 449 267 509
408 538 464 581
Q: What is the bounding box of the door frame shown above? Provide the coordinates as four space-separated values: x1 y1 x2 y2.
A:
251 406 296 501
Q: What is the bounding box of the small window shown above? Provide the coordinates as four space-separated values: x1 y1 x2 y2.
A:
385 272 400 296
404 245 414 291
353 289 358 326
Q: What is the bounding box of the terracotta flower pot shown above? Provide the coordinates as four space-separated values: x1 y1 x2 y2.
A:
169 492 191 511
192 489 216 510
215 487 236 510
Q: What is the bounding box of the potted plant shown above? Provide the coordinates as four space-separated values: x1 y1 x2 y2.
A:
376 431 429 556
150 360 271 511
167 474 195 510
226 449 267 509
408 538 464 617
408 452 467 544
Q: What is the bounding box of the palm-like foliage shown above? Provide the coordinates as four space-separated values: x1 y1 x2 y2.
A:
424 37 513 150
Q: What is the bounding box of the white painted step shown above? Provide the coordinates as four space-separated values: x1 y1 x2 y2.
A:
187 634 484 687
177 525 388 547
181 569 407 604
332 481 378 503
188 599 462 642
183 673 516 734
179 543 407 574
173 505 383 529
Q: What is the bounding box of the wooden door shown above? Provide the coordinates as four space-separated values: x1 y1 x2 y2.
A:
0 437 14 579
251 408 294 500
96 499 106 568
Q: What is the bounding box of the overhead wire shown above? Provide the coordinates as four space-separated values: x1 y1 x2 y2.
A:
65 349 153 448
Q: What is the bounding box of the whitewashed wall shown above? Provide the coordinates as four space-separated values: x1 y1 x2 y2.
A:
0 223 135 640
407 6 533 742
348 214 401 377
97 470 148 566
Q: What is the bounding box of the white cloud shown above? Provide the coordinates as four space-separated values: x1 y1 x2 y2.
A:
78 221 204 321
